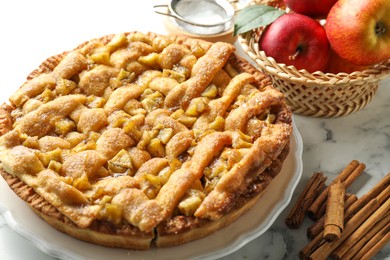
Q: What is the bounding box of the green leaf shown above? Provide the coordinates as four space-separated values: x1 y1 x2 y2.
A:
234 5 285 36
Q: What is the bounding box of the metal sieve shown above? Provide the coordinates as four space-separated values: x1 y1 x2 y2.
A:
154 0 235 35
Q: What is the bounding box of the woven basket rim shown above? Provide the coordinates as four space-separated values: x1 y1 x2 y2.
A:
239 33 390 87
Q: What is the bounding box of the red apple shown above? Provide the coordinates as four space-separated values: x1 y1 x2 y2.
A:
259 13 330 73
325 49 369 74
283 0 338 18
326 0 390 66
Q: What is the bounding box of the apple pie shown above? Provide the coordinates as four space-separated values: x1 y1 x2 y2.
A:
0 32 292 249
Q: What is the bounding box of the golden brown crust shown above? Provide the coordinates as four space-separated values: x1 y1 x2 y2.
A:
0 104 13 136
155 143 289 247
0 32 292 249
0 169 154 250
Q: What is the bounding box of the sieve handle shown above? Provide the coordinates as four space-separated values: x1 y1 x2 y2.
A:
153 5 179 19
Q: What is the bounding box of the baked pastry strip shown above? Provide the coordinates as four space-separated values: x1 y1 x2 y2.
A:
164 42 235 109
156 131 233 219
194 123 291 219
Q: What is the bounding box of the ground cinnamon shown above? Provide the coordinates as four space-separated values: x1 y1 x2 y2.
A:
285 172 327 228
323 180 345 242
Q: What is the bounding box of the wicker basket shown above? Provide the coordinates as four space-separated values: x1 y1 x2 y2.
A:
238 0 390 117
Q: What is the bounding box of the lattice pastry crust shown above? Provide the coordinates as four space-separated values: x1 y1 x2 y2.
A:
0 32 292 249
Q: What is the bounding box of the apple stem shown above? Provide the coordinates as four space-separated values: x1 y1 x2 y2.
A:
289 48 300 60
375 22 386 36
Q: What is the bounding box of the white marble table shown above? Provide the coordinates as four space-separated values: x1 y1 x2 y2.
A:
0 0 389 259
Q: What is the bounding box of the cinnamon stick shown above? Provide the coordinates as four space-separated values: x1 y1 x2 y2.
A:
323 180 345 242
307 193 357 239
285 172 327 228
335 212 390 259
313 166 367 221
309 198 389 259
301 184 390 259
301 172 390 259
299 230 327 259
307 160 364 220
330 209 389 258
352 220 390 260
301 198 377 259
315 195 328 220
345 172 390 219
300 199 378 259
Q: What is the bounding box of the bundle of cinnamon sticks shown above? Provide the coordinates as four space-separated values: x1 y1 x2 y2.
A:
285 160 390 259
